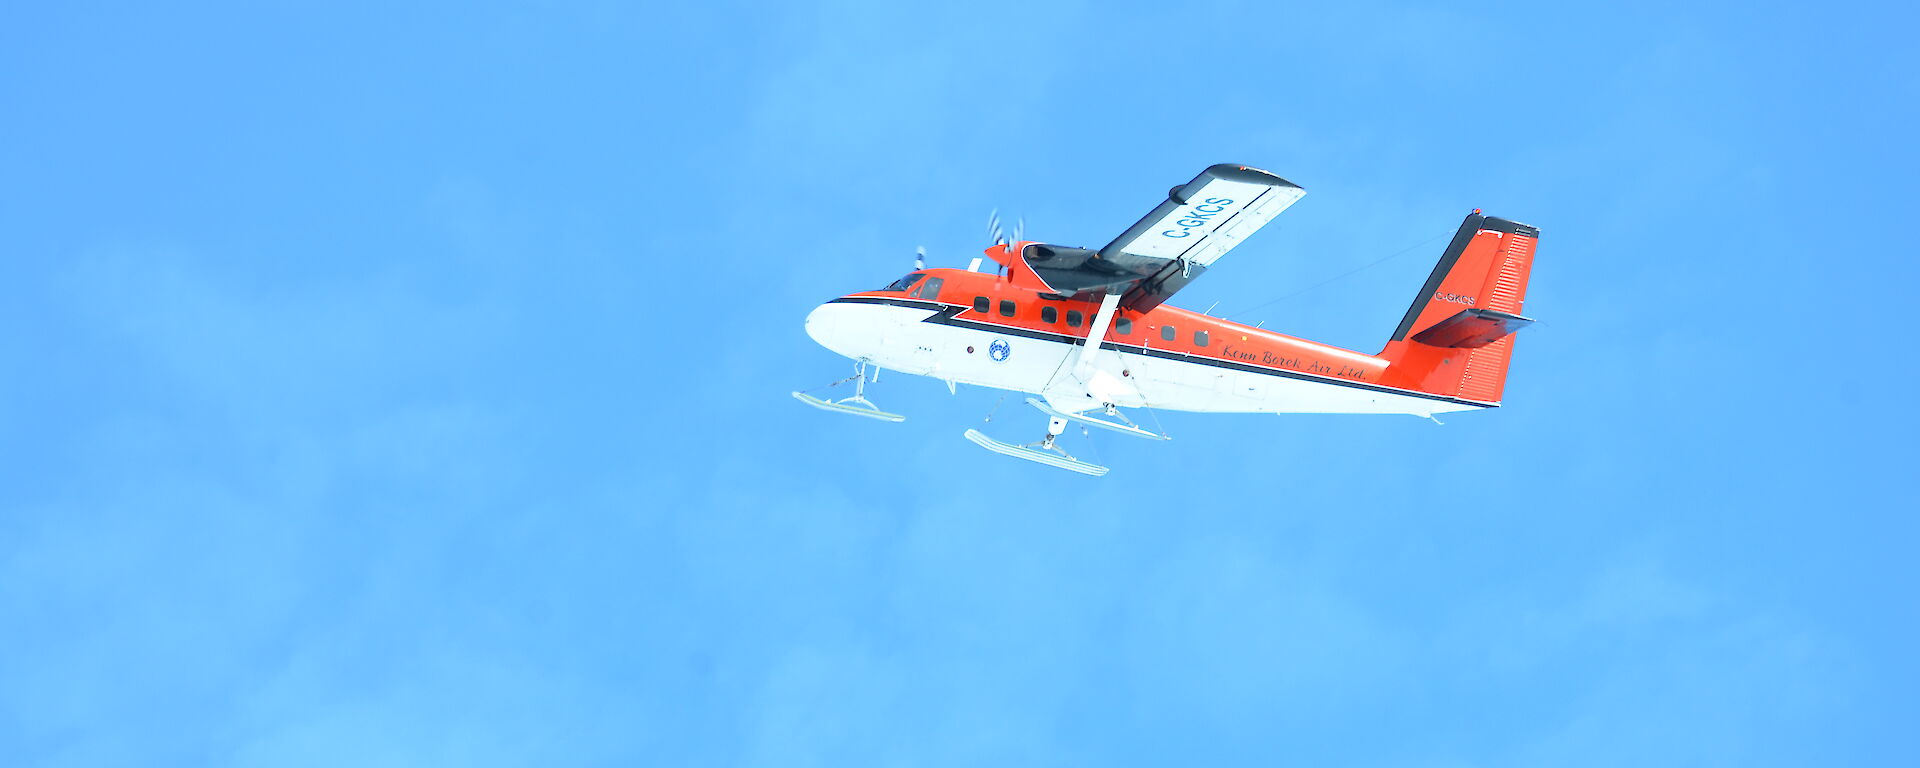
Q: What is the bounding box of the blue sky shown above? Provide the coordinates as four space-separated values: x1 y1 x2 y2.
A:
4 1 1916 765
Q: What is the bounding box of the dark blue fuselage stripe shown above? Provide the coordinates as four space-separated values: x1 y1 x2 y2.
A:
823 297 1494 408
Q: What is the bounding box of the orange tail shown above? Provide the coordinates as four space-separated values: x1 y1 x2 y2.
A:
1377 212 1540 405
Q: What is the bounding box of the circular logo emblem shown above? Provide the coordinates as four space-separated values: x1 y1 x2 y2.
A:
988 338 1011 362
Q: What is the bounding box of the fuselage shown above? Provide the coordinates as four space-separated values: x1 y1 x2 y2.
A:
804 266 1490 418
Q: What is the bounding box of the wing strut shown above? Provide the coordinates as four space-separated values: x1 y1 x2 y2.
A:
1070 292 1123 382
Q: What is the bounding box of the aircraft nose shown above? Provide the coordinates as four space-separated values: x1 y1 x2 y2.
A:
805 300 884 361
805 302 837 348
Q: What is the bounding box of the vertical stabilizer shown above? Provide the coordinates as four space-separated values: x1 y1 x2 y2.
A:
1377 212 1540 404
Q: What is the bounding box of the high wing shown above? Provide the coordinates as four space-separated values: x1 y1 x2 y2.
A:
1020 164 1304 311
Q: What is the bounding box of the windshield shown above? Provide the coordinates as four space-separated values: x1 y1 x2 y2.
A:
882 273 925 292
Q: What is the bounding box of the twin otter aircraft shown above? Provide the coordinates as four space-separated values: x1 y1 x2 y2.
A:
797 164 1540 476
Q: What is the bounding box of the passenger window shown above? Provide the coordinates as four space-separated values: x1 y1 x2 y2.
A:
1161 324 1176 341
1194 330 1209 347
1115 317 1132 335
999 299 1016 318
910 276 944 300
973 296 989 313
1041 306 1058 323
1067 310 1084 328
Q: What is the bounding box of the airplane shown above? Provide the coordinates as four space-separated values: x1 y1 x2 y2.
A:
796 164 1539 476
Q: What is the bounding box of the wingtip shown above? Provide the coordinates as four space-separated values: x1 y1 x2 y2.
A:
1204 163 1303 190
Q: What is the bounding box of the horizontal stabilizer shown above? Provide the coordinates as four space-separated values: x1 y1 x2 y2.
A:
1410 308 1534 349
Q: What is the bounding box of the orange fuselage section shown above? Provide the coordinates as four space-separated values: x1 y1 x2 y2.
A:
844 259 1391 389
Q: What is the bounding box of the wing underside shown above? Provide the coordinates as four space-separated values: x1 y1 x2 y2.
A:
1020 164 1304 310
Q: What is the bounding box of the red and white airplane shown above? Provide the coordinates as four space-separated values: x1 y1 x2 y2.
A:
797 164 1539 476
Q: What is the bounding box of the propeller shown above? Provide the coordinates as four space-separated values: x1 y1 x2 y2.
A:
914 246 926 270
987 209 1029 248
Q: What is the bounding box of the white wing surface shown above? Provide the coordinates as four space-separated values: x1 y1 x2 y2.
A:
1098 165 1304 268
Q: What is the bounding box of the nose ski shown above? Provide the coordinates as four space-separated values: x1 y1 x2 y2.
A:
791 361 906 423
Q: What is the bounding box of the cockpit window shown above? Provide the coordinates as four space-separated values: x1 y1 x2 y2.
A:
883 273 925 292
909 276 944 300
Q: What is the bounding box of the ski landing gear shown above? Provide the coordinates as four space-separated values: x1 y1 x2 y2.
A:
964 414 1107 476
1024 398 1170 441
792 361 906 423
963 400 1169 476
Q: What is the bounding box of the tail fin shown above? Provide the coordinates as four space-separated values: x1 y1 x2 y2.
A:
1377 212 1540 405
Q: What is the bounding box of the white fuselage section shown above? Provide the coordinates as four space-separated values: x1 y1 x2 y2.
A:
805 300 1483 418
